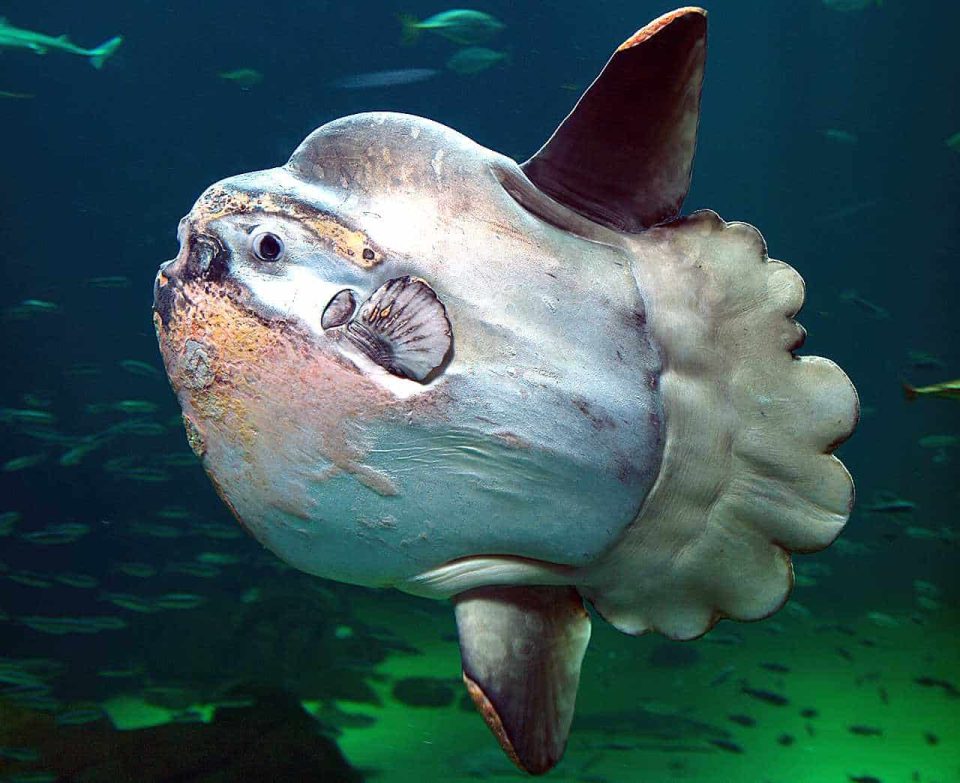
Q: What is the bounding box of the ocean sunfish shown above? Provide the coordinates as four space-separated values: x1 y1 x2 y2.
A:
154 7 857 775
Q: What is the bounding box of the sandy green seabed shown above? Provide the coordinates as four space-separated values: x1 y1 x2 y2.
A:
107 591 960 783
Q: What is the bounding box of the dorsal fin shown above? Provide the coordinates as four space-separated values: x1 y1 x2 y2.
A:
521 7 707 232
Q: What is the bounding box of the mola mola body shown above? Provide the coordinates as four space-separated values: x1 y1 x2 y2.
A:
154 7 857 775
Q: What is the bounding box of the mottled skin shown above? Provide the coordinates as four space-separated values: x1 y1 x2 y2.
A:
154 8 857 774
155 114 664 587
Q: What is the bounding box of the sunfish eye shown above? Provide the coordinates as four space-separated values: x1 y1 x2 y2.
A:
251 231 284 262
321 289 358 329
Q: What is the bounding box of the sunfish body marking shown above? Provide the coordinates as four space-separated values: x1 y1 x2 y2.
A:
154 8 857 775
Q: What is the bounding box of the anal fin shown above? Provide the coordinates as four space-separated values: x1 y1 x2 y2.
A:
454 585 591 775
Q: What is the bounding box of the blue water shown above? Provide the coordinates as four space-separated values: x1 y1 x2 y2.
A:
1 2 958 781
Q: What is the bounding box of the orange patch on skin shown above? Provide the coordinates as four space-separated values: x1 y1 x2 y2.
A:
193 185 379 268
617 6 706 52
158 281 404 503
463 673 523 773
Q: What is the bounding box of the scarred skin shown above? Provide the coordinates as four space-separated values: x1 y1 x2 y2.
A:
154 113 665 589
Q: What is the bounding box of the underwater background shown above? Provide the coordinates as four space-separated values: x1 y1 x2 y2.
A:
1 1 958 781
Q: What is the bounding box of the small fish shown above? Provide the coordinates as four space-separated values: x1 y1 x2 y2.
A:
866 611 899 628
111 419 166 437
740 682 788 706
785 601 812 618
65 362 101 377
58 440 103 467
4 772 59 783
777 733 794 746
835 647 854 661
155 505 193 520
332 68 439 90
727 713 756 727
53 572 99 589
0 511 21 536
821 128 858 144
219 68 263 88
2 454 46 472
704 632 743 646
446 47 508 75
55 705 106 725
862 494 915 514
907 350 946 370
917 434 959 449
759 662 790 674
400 9 504 45
99 591 159 614
903 378 960 402
19 615 127 634
913 676 960 698
195 551 245 565
924 731 939 745
6 571 52 588
0 669 47 688
193 522 243 540
847 776 881 783
85 275 131 288
839 289 889 319
799 708 818 719
19 523 90 545
154 592 208 610
913 579 940 596
0 90 33 99
119 359 161 377
915 596 941 611
0 746 40 762
114 562 157 578
165 561 221 578
946 131 960 151
847 724 882 736
0 408 55 425
708 738 744 754
709 664 736 687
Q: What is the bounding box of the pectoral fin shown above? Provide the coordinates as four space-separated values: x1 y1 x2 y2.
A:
454 585 591 775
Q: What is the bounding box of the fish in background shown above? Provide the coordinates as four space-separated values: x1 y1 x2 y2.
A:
400 9 504 45
820 128 859 145
862 493 915 514
0 18 122 69
446 47 508 75
332 69 438 90
85 275 132 288
903 378 960 401
945 131 960 151
907 350 946 371
218 68 264 89
3 299 59 321
839 289 890 319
